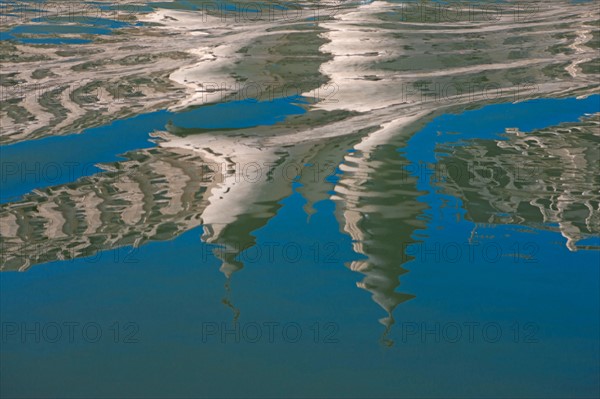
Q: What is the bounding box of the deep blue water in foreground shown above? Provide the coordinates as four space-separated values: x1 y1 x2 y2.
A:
1 95 599 398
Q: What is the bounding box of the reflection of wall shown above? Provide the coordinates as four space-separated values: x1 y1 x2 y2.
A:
436 115 600 251
0 147 214 271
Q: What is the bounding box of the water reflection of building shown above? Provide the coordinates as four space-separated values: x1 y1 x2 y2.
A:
331 123 428 345
0 132 373 321
436 115 600 251
0 147 215 271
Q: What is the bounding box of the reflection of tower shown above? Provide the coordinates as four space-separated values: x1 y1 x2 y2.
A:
436 115 600 251
190 139 289 322
332 132 427 346
203 233 244 323
189 132 365 321
203 215 281 323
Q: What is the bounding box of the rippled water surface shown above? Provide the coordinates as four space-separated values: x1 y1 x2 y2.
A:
1 1 599 398
2 95 598 398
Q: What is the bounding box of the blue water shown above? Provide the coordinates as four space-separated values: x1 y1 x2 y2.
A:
1 95 599 397
403 95 600 165
0 7 141 44
0 96 307 203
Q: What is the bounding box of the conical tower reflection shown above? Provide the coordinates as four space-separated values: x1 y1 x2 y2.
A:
194 132 365 321
331 122 428 345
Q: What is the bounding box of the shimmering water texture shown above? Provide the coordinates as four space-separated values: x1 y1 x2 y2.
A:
1 0 599 397
1 96 599 398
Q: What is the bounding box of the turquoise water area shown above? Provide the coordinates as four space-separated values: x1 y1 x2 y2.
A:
1 95 598 398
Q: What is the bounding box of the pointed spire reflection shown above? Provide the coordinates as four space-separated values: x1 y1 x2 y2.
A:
332 128 428 345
